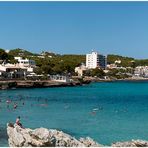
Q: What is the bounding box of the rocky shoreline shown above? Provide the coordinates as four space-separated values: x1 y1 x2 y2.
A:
0 77 148 90
0 79 91 90
7 123 148 147
7 123 102 147
83 76 148 83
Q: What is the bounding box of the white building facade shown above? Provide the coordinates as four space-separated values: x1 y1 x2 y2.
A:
86 51 107 69
75 64 87 76
14 57 36 68
134 66 148 78
0 63 27 79
0 57 36 79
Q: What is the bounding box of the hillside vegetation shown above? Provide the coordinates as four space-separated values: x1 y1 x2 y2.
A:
107 54 134 67
0 48 148 75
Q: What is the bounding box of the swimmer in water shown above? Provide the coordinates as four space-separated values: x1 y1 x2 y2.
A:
6 100 11 104
91 111 97 115
91 110 97 116
14 103 17 109
40 104 48 107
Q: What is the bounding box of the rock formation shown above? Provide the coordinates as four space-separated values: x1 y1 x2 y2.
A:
80 137 102 147
7 123 148 147
7 123 101 147
112 140 148 147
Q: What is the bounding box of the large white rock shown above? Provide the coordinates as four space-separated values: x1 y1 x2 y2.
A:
8 123 148 147
7 123 101 147
80 137 103 147
112 139 148 147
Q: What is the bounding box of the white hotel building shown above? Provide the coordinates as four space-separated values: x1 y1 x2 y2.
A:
86 51 107 69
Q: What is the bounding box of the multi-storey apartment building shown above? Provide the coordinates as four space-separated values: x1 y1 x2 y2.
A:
86 51 107 69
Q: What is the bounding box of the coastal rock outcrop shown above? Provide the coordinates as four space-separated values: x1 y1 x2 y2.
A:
7 123 101 147
112 140 148 147
79 137 102 147
7 123 148 147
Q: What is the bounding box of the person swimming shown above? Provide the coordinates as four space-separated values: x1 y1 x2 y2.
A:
91 111 97 115
14 103 17 109
6 100 11 104
40 104 48 107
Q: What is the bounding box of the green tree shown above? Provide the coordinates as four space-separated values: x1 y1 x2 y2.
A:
90 68 105 77
34 67 42 75
41 65 52 74
0 48 9 61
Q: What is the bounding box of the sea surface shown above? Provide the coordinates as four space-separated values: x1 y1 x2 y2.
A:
0 81 148 146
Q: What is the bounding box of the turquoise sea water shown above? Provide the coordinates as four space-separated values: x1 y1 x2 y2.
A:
0 81 148 146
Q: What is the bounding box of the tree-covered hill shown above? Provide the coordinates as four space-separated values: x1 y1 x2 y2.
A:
0 47 148 75
107 54 148 67
31 54 86 75
107 54 135 67
135 59 148 66
8 48 38 57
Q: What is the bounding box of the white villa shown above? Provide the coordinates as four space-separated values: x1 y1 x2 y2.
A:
0 57 36 79
14 57 36 68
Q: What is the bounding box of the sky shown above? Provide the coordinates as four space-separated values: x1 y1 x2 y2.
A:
0 2 148 59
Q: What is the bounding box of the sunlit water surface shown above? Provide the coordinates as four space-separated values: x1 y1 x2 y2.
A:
0 81 148 146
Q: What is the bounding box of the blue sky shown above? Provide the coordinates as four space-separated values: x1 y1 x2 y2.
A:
0 2 148 59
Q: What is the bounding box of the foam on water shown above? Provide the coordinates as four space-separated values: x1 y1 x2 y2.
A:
0 81 148 146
